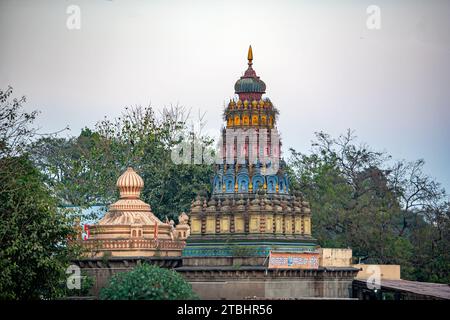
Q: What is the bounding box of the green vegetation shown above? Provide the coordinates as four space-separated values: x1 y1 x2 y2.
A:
0 87 80 299
31 105 214 222
288 130 449 283
100 264 197 300
63 271 95 298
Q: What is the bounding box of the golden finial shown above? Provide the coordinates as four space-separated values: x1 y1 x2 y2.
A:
247 45 253 66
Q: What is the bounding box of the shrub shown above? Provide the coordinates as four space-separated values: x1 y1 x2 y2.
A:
100 263 197 300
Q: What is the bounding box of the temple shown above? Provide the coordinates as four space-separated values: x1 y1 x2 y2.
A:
184 46 317 258
76 48 359 299
81 167 190 258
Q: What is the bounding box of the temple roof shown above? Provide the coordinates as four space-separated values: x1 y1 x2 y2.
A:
98 167 163 226
234 46 266 99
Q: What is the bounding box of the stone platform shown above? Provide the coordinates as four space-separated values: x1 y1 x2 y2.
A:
178 255 358 299
177 265 358 299
74 255 358 299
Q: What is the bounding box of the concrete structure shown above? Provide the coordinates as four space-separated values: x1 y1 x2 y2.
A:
353 264 401 281
319 248 352 267
74 256 356 299
75 255 450 300
352 279 450 300
351 263 450 300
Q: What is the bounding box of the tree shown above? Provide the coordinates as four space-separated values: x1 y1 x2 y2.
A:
0 86 38 158
32 105 214 222
288 130 449 282
100 264 197 300
0 87 79 299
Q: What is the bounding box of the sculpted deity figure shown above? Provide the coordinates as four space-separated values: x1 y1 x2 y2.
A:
178 212 189 225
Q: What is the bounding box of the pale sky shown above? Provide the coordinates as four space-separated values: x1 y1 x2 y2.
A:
1 0 449 191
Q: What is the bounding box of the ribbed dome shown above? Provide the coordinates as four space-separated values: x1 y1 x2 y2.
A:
116 167 144 199
234 76 266 94
234 46 266 98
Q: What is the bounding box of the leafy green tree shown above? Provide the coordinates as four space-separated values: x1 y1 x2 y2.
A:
32 105 214 222
0 156 79 299
288 130 449 283
0 86 80 299
100 264 197 300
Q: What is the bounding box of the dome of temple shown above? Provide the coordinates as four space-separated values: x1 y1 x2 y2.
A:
117 167 144 199
100 167 157 225
234 77 266 94
81 167 191 258
234 46 266 97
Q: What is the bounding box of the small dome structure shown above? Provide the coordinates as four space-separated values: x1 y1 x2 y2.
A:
81 167 190 258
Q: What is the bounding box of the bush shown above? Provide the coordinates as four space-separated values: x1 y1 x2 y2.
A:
100 264 197 300
62 271 95 298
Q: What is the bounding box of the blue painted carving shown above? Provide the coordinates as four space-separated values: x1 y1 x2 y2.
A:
285 174 289 192
213 175 222 193
212 165 224 194
223 164 235 193
266 175 278 193
252 175 265 192
251 162 264 192
279 176 285 194
238 178 248 192
278 174 289 194
223 178 234 193
237 166 249 192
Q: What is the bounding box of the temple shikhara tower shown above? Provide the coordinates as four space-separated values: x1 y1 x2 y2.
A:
183 46 317 258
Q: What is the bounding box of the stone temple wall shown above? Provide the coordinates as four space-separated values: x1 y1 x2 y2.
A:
179 267 357 299
74 257 358 299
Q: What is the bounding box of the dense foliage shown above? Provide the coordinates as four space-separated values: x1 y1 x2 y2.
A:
0 87 79 299
31 106 214 222
100 264 197 300
288 131 450 283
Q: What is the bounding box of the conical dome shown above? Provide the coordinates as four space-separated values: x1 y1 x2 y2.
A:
116 167 144 199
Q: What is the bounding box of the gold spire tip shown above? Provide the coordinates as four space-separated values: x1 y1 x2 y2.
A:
247 45 253 65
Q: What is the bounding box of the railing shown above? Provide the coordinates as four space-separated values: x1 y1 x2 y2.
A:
82 239 185 251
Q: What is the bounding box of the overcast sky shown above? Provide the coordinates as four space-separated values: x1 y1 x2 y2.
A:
1 0 449 191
